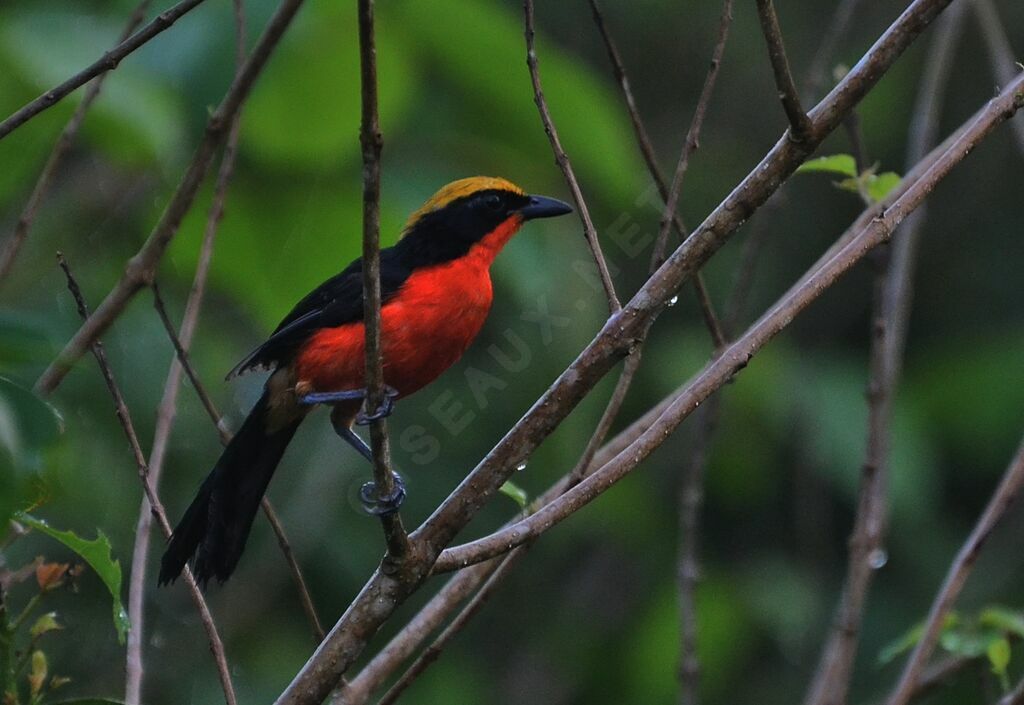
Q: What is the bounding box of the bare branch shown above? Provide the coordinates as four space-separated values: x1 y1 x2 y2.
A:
376 549 526 705
803 0 864 101
358 0 410 559
525 0 620 314
587 0 725 346
34 0 309 396
275 3 965 700
0 0 209 141
56 253 237 705
0 0 152 285
885 436 1024 705
333 559 505 704
972 0 1024 155
150 284 326 642
649 0 734 276
431 72 1024 572
803 8 967 702
755 0 813 140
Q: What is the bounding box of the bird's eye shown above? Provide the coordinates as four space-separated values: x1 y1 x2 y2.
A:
483 194 503 211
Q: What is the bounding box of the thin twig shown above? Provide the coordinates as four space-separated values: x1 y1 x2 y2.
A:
56 253 237 705
648 0 734 278
150 284 326 642
587 0 725 346
376 549 527 705
802 8 967 704
0 0 209 141
0 0 153 285
803 0 863 102
885 437 1024 705
34 0 308 396
276 4 966 700
524 0 620 314
358 0 410 559
972 0 1024 156
755 0 813 141
430 74 1024 572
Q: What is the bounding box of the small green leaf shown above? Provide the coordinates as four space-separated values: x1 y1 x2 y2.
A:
796 154 858 177
878 613 959 665
15 513 129 644
867 172 901 202
499 480 528 510
940 625 1003 659
981 606 1024 639
29 612 62 639
988 637 1012 691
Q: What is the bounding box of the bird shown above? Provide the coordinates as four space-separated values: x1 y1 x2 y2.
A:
158 176 573 586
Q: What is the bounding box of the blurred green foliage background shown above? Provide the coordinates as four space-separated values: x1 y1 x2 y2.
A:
1 0 1023 703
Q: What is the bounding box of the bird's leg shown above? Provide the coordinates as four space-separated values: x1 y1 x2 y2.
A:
299 385 399 426
330 408 406 517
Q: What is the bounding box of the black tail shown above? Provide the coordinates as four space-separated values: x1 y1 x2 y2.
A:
158 392 301 586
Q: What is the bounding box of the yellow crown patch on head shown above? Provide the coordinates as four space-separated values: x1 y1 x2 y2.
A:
402 177 526 234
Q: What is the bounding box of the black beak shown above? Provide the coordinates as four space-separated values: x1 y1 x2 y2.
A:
519 194 573 221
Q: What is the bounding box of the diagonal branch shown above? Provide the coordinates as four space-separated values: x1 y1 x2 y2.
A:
56 254 237 705
972 0 1024 156
34 0 308 396
431 71 1024 572
275 3 964 700
755 0 813 140
885 436 1024 705
525 0 620 314
358 0 410 559
0 0 153 285
802 7 968 703
150 284 325 642
0 0 209 141
588 0 726 347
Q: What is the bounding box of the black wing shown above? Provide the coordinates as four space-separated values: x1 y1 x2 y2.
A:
226 248 411 379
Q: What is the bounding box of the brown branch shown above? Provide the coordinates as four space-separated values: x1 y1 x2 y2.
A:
803 8 968 703
803 0 864 102
34 0 308 396
972 0 1024 156
56 253 237 705
525 0 620 314
430 72 1024 572
587 0 725 347
333 559 505 704
0 0 209 142
357 0 410 559
649 0 734 277
274 3 964 700
376 549 527 705
885 436 1024 705
0 0 153 285
755 0 813 141
150 284 326 642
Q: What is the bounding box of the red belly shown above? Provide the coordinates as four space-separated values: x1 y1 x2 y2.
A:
293 256 494 400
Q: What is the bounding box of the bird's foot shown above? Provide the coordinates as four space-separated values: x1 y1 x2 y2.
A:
355 386 399 425
359 471 406 516
299 385 399 424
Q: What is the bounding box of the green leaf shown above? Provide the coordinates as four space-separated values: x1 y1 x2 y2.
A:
14 513 129 645
867 172 901 202
499 480 528 510
987 637 1011 691
29 612 62 639
981 606 1024 639
878 613 959 665
796 154 857 177
939 625 1003 659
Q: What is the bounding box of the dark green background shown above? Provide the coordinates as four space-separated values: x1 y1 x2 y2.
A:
1 0 1023 703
